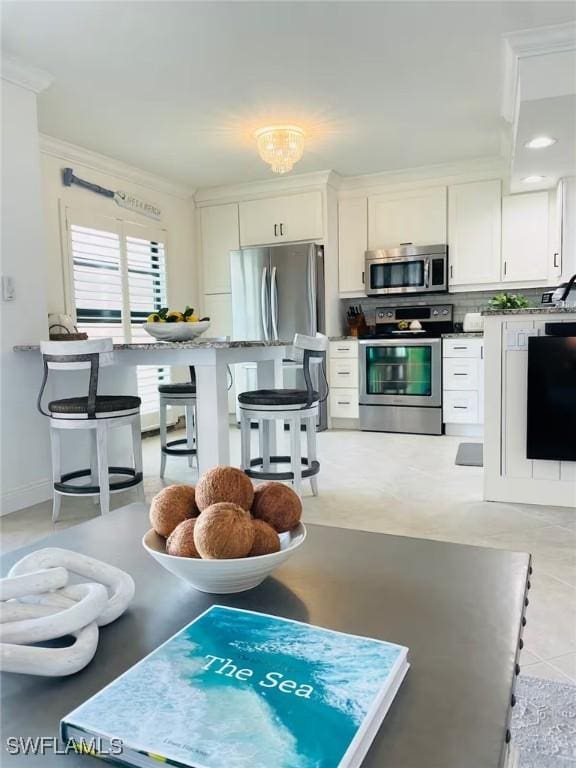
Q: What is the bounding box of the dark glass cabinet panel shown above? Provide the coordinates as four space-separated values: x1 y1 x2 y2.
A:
527 336 576 461
370 261 425 290
365 345 432 396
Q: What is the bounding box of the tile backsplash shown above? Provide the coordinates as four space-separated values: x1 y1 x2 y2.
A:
340 287 547 330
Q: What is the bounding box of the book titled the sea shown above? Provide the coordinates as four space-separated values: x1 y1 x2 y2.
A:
62 606 409 768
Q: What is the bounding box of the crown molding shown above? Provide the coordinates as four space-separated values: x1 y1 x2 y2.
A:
1 55 53 94
337 156 506 195
39 134 195 200
501 22 576 123
194 169 338 206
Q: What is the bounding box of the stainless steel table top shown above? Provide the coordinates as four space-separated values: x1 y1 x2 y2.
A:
1 503 530 768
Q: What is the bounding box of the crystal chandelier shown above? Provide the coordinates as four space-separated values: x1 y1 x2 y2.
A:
255 125 306 174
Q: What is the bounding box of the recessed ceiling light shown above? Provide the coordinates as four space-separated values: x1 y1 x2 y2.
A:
522 175 546 183
525 136 557 149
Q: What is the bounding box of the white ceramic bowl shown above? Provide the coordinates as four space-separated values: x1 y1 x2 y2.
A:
143 320 210 342
142 523 306 594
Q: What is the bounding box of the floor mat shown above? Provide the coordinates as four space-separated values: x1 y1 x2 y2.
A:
512 676 576 768
455 442 483 466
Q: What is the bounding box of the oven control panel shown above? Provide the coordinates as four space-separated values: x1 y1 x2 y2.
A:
375 304 453 323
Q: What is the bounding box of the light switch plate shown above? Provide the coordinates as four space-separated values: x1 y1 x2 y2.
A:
1 275 15 301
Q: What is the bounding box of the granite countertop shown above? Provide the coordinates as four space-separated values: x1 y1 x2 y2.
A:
442 332 484 339
482 307 576 316
14 339 290 352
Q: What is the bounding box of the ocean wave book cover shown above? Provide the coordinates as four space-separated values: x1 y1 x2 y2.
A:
62 606 409 768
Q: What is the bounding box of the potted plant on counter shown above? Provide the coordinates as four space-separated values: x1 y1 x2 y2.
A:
487 293 530 311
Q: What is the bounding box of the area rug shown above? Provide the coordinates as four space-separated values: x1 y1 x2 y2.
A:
512 676 576 767
455 442 483 466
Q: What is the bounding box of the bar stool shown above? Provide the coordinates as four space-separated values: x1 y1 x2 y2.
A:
238 333 328 496
37 339 144 522
158 366 197 477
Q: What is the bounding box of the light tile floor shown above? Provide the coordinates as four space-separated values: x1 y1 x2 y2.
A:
2 427 575 684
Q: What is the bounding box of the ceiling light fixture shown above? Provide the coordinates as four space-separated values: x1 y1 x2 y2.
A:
522 175 546 183
525 136 557 149
255 125 306 174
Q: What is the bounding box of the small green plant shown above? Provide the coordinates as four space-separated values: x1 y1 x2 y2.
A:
487 293 530 310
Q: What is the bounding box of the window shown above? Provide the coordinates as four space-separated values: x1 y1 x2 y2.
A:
65 209 169 427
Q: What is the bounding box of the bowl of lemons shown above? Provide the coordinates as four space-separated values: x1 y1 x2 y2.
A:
143 307 211 341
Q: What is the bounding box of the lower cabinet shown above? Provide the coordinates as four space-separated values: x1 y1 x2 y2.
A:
443 338 484 435
328 339 359 422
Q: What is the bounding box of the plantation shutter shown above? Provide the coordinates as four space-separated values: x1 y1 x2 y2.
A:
123 222 169 421
66 209 170 428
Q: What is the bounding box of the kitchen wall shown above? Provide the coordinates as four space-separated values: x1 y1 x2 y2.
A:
1 76 52 514
40 138 197 318
340 287 548 330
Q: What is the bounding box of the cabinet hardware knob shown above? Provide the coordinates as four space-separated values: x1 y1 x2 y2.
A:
274 224 278 237
279 223 284 236
553 252 559 268
511 694 516 707
504 260 507 276
515 663 520 676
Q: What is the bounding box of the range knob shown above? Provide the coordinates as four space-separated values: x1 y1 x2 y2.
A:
387 312 393 318
432 310 439 316
442 309 449 315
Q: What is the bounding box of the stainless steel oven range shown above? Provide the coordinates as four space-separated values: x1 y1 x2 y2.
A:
359 304 453 435
365 244 448 296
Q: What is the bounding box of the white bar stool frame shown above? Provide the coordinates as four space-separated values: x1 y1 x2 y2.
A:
238 333 327 496
37 340 144 522
159 391 197 477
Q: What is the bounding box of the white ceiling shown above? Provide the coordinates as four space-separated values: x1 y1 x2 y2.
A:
3 1 576 189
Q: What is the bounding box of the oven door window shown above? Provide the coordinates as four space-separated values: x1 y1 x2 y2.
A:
370 260 425 290
365 345 432 396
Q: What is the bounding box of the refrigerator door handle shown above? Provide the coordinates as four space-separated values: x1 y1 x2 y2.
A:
307 246 317 335
260 266 269 341
271 266 279 341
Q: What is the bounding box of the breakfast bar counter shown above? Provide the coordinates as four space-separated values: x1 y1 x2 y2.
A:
14 340 289 474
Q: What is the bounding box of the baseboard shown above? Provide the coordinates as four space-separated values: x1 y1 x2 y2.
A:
444 423 484 438
0 479 52 516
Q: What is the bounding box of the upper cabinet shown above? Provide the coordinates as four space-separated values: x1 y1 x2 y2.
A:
368 186 447 249
502 192 549 283
448 180 501 287
239 190 323 247
200 203 239 294
338 197 367 294
556 177 576 282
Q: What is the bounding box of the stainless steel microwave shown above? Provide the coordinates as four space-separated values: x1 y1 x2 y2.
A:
364 244 448 296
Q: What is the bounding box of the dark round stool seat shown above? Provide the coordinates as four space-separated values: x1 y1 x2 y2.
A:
238 389 319 407
158 382 197 395
48 395 141 416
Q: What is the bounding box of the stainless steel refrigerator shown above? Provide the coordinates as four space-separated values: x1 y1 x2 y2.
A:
230 243 327 430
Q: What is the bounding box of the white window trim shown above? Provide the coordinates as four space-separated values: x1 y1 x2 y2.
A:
60 204 176 431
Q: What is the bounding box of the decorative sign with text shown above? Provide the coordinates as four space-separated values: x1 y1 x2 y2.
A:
62 168 162 221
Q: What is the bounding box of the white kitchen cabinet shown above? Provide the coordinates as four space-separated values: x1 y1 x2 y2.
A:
448 180 501 287
502 192 549 283
329 389 359 419
368 186 447 249
239 191 323 247
338 197 367 294
556 177 576 283
443 337 484 435
328 339 359 422
329 357 359 388
200 204 239 294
